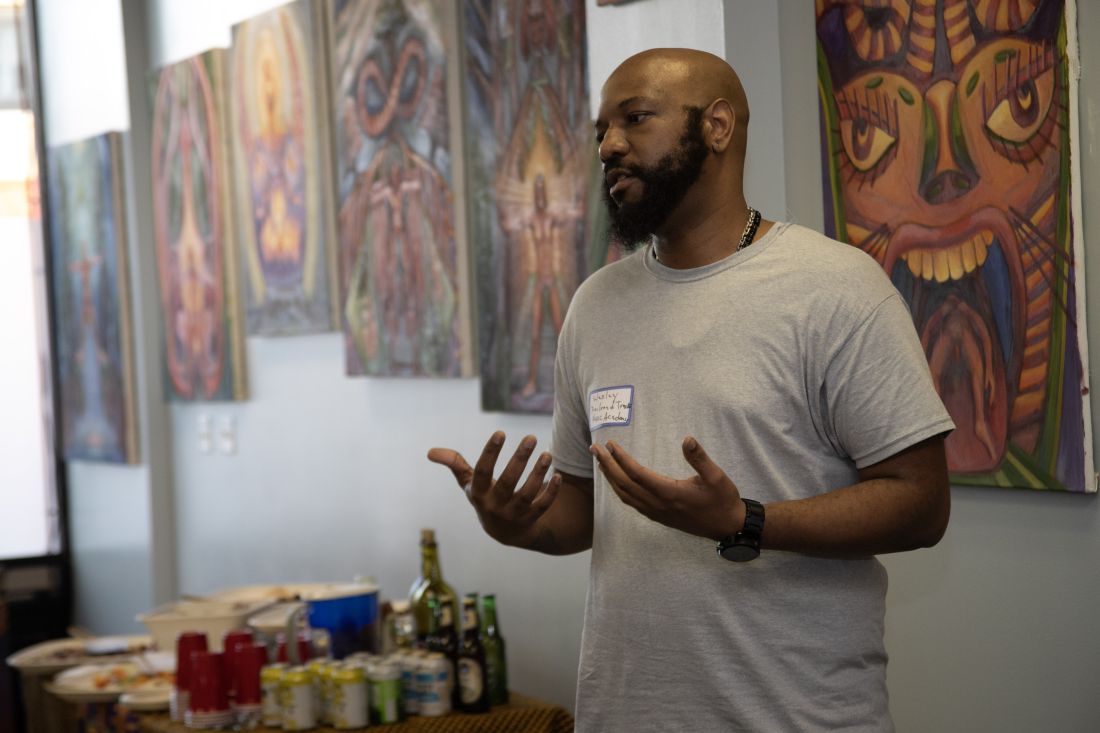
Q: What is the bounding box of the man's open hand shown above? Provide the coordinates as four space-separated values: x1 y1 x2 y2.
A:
427 431 561 548
590 436 746 541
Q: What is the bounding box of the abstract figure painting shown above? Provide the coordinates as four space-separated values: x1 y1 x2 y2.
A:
230 0 340 336
463 0 603 413
151 50 247 401
47 132 138 464
332 0 471 377
816 0 1091 490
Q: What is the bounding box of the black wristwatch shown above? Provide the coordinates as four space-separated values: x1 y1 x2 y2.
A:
716 498 765 562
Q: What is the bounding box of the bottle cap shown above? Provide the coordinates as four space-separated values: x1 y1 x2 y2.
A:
421 528 436 543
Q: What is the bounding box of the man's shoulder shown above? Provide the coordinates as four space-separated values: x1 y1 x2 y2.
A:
771 223 897 300
571 247 646 301
775 223 882 269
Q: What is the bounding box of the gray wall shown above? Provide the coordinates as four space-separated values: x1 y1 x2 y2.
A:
38 0 1100 728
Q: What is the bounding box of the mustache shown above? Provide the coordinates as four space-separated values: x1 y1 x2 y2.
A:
602 157 643 178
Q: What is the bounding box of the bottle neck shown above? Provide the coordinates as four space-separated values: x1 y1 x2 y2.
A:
481 598 498 631
462 605 480 634
420 542 443 582
439 602 455 631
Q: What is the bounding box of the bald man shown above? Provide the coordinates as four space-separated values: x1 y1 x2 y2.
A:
430 49 953 731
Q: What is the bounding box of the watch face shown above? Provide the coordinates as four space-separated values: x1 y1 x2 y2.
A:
720 543 760 562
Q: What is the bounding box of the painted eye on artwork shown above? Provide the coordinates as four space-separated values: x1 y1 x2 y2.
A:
839 117 896 172
398 54 422 106
985 67 1054 145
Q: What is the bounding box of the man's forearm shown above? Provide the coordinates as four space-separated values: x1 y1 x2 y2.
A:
760 436 950 558
510 472 594 555
762 477 949 557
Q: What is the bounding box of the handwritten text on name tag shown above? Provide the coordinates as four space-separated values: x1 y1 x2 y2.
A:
589 386 634 430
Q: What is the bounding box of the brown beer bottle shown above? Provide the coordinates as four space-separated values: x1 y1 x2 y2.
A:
456 597 490 713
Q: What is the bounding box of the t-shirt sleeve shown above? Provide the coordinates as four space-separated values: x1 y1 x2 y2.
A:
551 310 595 478
824 293 955 469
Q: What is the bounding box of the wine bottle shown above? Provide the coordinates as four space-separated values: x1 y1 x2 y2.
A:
409 528 458 641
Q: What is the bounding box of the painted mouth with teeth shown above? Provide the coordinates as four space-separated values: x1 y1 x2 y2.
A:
863 205 1053 474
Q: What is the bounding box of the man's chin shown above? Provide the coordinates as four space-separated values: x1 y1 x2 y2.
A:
609 216 656 251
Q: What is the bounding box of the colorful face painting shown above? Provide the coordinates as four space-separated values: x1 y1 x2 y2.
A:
333 0 469 377
464 0 607 413
47 133 138 463
151 50 247 401
817 0 1091 491
230 0 338 336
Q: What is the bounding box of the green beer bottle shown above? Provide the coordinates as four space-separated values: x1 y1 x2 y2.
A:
409 528 458 641
480 594 509 705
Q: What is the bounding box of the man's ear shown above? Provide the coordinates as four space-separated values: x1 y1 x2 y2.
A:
704 98 736 153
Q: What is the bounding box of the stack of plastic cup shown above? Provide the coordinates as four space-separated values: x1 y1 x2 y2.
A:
185 651 232 729
171 632 208 722
233 643 268 728
222 628 255 704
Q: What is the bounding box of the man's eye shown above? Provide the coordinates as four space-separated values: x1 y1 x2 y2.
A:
627 112 648 124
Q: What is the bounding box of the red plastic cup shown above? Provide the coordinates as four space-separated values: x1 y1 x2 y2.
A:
222 628 254 700
174 631 209 693
234 643 268 705
188 650 228 713
275 632 312 664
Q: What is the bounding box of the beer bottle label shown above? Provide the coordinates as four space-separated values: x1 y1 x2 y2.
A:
457 658 484 704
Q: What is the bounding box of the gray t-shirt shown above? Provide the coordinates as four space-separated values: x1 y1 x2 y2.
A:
552 222 954 732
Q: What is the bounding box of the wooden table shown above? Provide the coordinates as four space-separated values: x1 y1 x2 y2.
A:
137 692 574 733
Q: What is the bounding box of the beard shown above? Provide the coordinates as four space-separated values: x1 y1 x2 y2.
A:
603 106 710 250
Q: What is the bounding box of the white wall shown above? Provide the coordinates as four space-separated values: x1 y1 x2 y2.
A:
39 0 1100 728
585 0 725 114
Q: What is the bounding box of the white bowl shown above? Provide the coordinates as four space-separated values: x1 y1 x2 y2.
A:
136 599 273 652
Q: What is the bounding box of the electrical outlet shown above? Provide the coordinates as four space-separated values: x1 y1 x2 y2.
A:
197 414 213 454
217 415 237 456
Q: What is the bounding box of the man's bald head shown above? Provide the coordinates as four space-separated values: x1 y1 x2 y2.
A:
604 48 750 153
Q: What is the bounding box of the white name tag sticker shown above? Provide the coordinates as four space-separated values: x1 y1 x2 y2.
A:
588 385 634 431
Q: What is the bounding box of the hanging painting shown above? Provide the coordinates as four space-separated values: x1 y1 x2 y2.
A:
463 0 608 413
816 0 1091 491
151 49 247 401
230 0 340 336
47 132 139 464
331 0 472 377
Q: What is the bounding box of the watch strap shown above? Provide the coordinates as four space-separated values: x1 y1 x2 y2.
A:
716 498 765 562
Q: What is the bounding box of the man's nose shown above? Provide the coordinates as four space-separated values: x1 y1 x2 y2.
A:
599 127 628 163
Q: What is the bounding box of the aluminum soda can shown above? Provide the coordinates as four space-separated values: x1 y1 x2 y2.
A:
260 663 287 728
330 664 369 729
280 665 317 730
416 652 451 717
369 659 403 724
396 650 420 715
308 658 334 725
